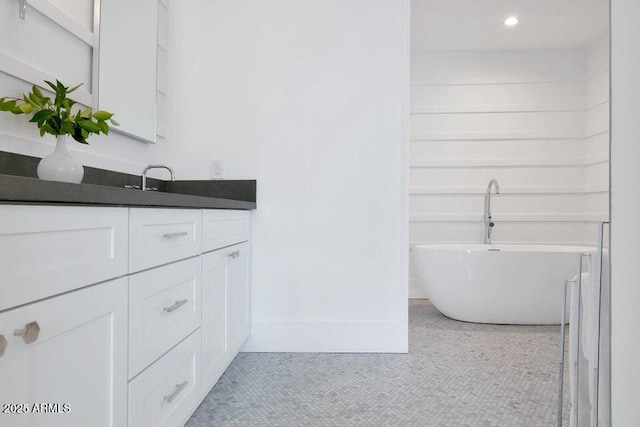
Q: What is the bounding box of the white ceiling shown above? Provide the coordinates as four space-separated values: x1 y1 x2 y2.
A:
411 0 610 51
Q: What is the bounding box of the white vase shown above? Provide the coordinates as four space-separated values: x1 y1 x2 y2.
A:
37 135 84 184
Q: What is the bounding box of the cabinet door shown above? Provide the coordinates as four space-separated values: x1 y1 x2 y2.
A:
201 241 250 394
228 242 251 353
0 278 128 427
201 248 230 393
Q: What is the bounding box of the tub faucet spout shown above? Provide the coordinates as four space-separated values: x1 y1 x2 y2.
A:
484 179 500 244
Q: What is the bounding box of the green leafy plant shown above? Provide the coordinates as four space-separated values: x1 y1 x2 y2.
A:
0 80 118 144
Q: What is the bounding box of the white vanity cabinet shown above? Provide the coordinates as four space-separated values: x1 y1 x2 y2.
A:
0 205 251 427
126 208 251 426
0 277 128 427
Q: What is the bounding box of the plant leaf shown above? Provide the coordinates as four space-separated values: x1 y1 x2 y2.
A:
0 100 16 111
77 119 101 133
97 120 109 134
28 93 43 107
109 118 120 126
29 109 54 124
93 110 113 121
67 83 83 93
32 85 44 99
44 80 57 92
19 103 32 114
41 124 56 136
19 103 33 114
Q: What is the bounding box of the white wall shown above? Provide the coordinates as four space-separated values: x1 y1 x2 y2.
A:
0 0 169 176
409 48 610 297
610 1 640 424
169 0 410 352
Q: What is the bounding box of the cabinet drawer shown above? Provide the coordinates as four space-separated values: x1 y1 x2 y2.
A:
129 257 201 377
130 208 201 273
202 209 249 253
0 205 128 311
129 330 202 427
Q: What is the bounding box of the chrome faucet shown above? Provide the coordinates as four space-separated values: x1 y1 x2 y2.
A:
483 179 500 244
142 164 175 191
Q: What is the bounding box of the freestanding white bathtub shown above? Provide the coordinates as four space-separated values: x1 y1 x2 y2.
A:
412 244 593 324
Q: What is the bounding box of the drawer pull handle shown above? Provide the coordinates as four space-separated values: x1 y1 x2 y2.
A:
163 299 188 313
163 381 188 403
228 250 240 259
13 321 40 344
162 232 188 239
0 335 7 357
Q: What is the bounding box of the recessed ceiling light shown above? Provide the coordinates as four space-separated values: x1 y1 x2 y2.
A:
504 16 519 27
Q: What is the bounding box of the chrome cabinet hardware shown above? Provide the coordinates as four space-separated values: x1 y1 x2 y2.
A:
0 335 7 357
13 321 40 344
228 250 241 259
124 184 141 190
162 231 189 239
163 381 188 403
163 299 188 313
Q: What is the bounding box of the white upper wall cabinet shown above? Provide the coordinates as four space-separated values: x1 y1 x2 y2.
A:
97 0 158 143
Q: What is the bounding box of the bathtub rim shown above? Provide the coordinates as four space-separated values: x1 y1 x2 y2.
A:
411 243 596 253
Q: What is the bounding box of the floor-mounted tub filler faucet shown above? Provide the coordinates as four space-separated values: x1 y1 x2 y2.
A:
142 164 175 191
483 179 500 244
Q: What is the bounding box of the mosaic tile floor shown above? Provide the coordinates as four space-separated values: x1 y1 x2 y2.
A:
186 300 568 426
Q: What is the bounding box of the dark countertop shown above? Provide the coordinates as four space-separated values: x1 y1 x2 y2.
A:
0 151 256 209
0 174 256 210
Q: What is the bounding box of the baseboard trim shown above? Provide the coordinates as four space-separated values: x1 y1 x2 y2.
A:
409 278 428 299
241 320 408 353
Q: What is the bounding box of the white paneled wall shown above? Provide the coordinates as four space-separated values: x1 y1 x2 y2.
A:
0 0 169 175
410 46 610 298
585 35 610 226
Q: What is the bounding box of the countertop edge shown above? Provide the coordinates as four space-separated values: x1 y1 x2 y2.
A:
0 174 257 210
